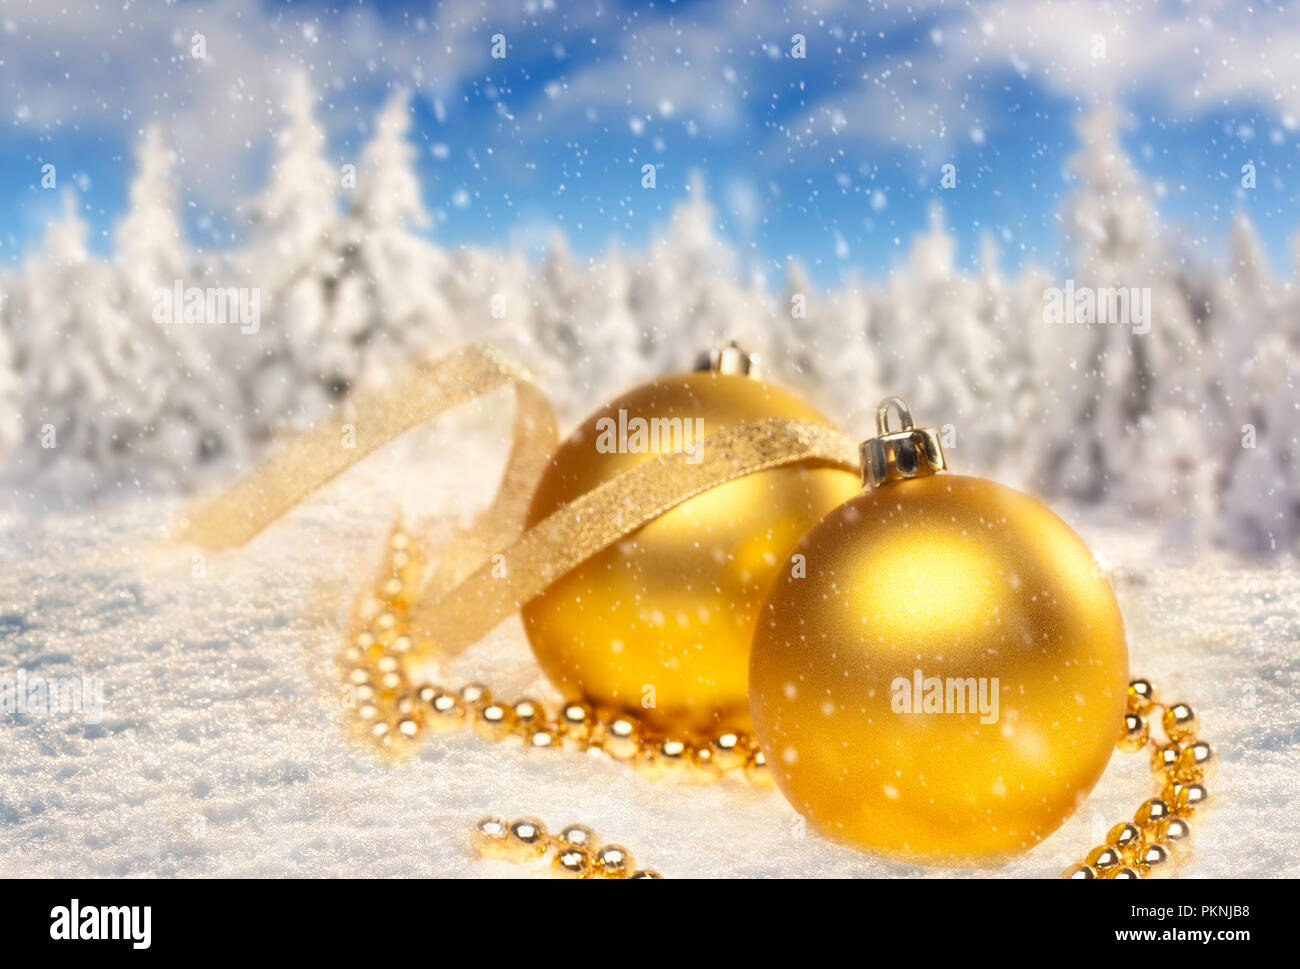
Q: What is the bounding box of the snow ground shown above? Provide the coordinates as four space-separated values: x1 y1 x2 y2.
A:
1 424 1297 878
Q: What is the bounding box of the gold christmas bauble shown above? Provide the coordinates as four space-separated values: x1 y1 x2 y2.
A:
748 399 1129 863
522 348 861 736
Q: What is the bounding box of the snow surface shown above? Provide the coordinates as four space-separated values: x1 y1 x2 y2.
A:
1 426 1295 878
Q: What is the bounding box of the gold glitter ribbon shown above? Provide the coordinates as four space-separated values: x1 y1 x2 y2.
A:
176 345 557 555
178 344 861 662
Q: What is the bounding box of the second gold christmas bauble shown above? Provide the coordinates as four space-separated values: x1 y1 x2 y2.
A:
522 349 861 736
748 400 1129 863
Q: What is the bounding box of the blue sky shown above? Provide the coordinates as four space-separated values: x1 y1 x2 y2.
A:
2 0 1297 283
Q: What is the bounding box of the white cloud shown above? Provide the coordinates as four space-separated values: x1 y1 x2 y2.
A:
2 0 1296 211
956 0 1300 115
0 0 591 207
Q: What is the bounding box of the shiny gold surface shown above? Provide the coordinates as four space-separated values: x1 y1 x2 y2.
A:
749 473 1129 863
523 372 860 735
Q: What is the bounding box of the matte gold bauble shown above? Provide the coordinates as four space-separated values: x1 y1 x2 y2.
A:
522 348 861 736
748 399 1129 863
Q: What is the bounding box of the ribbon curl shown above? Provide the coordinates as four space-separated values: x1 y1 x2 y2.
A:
178 345 861 664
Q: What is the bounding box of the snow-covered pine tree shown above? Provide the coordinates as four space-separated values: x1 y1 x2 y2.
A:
326 87 449 390
112 125 240 482
970 233 1038 483
768 260 878 425
586 245 650 405
1040 108 1209 533
821 277 880 431
116 125 188 292
0 90 1292 552
241 72 343 436
253 73 340 263
1202 215 1268 537
4 131 237 489
528 237 642 413
7 191 138 484
1210 217 1300 554
770 259 820 380
1009 258 1055 485
1219 331 1299 554
878 204 1000 470
631 173 755 373
528 232 591 404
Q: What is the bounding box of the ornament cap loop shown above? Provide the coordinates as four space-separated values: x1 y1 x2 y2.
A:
875 396 915 435
694 340 760 378
860 397 946 490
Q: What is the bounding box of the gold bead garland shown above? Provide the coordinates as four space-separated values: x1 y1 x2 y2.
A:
353 525 1212 879
1062 677 1214 879
470 816 662 879
341 524 774 786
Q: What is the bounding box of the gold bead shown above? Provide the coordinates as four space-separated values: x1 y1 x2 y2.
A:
1106 822 1144 862
1135 797 1171 828
396 718 420 739
1118 712 1149 753
551 846 593 878
558 701 594 744
592 844 635 878
629 869 663 879
1155 816 1194 861
379 670 403 691
1061 863 1097 879
357 702 380 723
505 818 550 862
471 816 510 858
512 698 545 730
597 715 641 761
1161 702 1198 744
1085 845 1123 873
1173 782 1208 818
1176 740 1216 783
1150 742 1181 776
691 744 718 777
527 728 558 749
1105 866 1141 879
708 731 748 772
556 824 597 850
1160 779 1184 807
1135 840 1177 878
1154 811 1190 858
347 667 370 686
639 738 692 778
421 687 465 731
473 702 517 742
354 683 376 704
460 683 492 710
389 531 410 551
744 747 774 787
657 737 691 771
1127 678 1157 714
